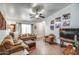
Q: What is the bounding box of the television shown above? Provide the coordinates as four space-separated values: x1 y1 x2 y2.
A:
60 28 79 41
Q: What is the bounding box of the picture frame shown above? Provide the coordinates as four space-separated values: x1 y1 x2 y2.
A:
10 24 16 32
34 25 37 29
63 20 70 26
55 22 61 28
51 20 54 24
55 17 61 28
62 13 71 20
0 12 6 30
55 17 61 22
50 25 54 30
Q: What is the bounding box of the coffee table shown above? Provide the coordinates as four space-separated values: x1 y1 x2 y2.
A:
24 40 36 51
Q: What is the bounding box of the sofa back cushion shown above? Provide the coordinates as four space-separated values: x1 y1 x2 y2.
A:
2 40 14 49
1 35 14 49
0 45 6 52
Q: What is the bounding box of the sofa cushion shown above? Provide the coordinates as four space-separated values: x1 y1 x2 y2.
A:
63 45 76 55
0 45 6 52
6 45 25 54
1 35 14 49
3 40 14 49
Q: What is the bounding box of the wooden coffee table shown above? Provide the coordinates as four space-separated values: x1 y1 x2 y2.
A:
24 40 36 51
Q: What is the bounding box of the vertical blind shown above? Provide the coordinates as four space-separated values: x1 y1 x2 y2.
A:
21 24 32 34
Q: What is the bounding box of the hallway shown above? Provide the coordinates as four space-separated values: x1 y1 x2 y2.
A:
30 39 64 55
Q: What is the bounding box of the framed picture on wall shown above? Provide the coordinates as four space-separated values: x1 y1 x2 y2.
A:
55 17 61 22
0 12 6 30
50 25 54 30
62 13 71 20
63 20 70 26
55 22 61 28
34 25 37 29
62 13 71 26
51 20 54 24
10 24 16 32
55 17 61 28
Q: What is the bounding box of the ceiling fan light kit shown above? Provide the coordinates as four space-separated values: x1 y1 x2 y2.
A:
29 4 45 19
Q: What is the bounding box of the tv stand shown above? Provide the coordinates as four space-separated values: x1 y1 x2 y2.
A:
60 37 74 47
60 28 79 47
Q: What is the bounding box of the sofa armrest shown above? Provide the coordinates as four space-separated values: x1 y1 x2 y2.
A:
10 50 29 55
14 42 22 46
6 45 26 54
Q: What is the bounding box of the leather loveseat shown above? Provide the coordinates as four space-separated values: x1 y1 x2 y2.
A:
0 35 29 55
44 34 56 44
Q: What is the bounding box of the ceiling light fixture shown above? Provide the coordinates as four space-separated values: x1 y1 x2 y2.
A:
32 3 37 7
10 7 15 14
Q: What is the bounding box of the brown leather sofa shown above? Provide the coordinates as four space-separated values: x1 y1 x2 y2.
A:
76 45 79 55
19 34 37 41
0 35 29 55
63 45 77 55
44 34 56 44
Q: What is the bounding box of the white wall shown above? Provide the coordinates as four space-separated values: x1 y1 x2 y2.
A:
33 4 79 44
44 4 79 44
0 4 9 43
0 4 17 43
33 21 46 37
0 30 9 44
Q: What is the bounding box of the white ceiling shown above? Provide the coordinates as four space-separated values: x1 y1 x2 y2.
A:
1 3 70 24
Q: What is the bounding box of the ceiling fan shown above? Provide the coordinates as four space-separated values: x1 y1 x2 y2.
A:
29 5 45 19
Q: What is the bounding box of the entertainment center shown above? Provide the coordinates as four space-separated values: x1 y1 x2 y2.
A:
60 28 79 47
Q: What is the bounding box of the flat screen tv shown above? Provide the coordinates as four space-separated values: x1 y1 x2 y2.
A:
60 28 79 41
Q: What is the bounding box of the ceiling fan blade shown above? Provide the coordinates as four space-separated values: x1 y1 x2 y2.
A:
29 13 36 18
40 15 45 18
29 14 34 16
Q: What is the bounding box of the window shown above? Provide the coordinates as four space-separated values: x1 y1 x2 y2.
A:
21 24 32 34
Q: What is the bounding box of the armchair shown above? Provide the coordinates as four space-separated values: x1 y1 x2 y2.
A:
44 34 56 44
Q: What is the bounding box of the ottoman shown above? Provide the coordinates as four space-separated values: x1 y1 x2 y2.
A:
24 40 36 51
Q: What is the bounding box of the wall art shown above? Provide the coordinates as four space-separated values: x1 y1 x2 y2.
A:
62 13 71 26
0 12 6 30
62 13 71 20
55 17 61 22
55 22 61 28
51 20 54 24
10 24 16 32
63 20 70 26
50 25 54 30
55 17 61 28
